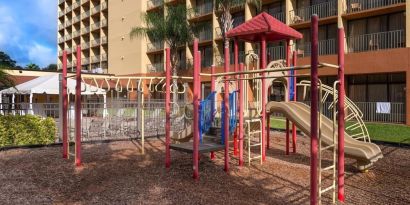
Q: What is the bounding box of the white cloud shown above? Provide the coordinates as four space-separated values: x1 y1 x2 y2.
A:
27 43 55 67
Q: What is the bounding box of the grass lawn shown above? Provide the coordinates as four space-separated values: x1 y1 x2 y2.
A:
270 117 410 145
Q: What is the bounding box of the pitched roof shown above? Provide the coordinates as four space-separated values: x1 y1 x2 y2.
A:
226 12 303 42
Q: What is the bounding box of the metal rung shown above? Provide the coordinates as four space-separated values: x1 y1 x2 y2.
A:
250 156 261 160
250 143 262 147
68 152 75 157
321 165 335 171
320 185 335 194
250 131 261 134
320 144 335 152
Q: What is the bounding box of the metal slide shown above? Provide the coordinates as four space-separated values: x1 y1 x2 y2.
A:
266 101 383 169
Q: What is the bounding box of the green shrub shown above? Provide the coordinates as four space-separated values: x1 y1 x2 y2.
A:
0 115 56 147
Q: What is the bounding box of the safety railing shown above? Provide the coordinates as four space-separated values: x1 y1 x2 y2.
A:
147 0 163 10
289 0 337 24
221 91 238 145
191 1 213 17
296 39 336 57
346 0 405 13
197 28 213 42
267 46 286 60
354 102 405 123
0 103 59 118
147 41 164 52
199 92 216 142
201 56 213 68
267 11 285 23
147 63 164 72
347 30 405 53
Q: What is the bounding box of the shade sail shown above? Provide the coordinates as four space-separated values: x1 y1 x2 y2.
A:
227 12 303 42
0 74 106 95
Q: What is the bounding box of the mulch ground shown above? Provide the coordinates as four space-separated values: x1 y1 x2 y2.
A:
0 131 409 205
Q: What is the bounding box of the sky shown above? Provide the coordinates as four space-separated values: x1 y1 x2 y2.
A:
0 0 56 68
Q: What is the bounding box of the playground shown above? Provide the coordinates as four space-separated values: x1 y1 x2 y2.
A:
0 12 407 205
0 132 409 204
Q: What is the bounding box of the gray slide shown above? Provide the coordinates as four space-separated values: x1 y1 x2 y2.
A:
267 101 383 170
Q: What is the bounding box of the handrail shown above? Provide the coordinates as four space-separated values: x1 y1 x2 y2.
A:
199 92 216 143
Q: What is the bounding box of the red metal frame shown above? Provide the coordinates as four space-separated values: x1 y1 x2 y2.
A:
62 51 68 159
165 48 171 168
233 39 239 156
285 40 291 155
193 40 200 179
337 28 346 202
260 36 267 162
238 63 244 166
223 46 230 172
75 45 82 167
210 65 216 160
292 51 297 153
310 15 319 205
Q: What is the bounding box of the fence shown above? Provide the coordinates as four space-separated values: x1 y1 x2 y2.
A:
289 0 337 24
1 100 192 143
296 39 336 57
346 0 405 13
347 30 405 53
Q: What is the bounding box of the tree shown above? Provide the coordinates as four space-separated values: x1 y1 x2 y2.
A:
215 0 261 49
43 64 57 71
0 51 17 68
130 3 204 102
25 63 40 70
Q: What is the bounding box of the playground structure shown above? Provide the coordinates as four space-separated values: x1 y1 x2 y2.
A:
59 13 384 205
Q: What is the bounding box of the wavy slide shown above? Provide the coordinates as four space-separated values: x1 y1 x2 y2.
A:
267 101 383 170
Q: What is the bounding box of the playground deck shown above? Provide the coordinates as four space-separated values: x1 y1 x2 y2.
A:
170 141 225 153
0 131 409 205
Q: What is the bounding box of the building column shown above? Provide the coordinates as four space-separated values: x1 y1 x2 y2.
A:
406 0 410 48
406 71 410 125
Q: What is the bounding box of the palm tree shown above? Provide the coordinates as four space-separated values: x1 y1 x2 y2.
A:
215 0 261 48
130 4 203 75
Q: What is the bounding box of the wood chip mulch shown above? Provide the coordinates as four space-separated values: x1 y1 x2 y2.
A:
0 131 409 205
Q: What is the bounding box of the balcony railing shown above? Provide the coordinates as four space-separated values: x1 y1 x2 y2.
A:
101 1 108 10
65 34 72 41
201 56 213 68
147 41 164 52
58 0 65 5
73 16 81 24
101 36 108 44
147 0 164 10
65 21 72 27
58 11 64 17
58 24 65 30
66 5 72 13
290 0 337 24
147 63 164 72
267 46 286 60
82 11 90 19
91 22 101 31
192 2 213 17
82 57 90 64
101 54 107 61
91 38 101 47
347 30 405 53
82 42 90 50
267 11 285 23
91 55 100 63
91 5 101 15
232 16 245 28
101 19 108 28
296 39 336 57
73 30 81 38
197 29 213 42
72 1 80 9
82 26 90 34
346 0 405 13
58 37 64 43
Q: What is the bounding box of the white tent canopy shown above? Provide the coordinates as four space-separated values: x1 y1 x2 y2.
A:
0 74 106 95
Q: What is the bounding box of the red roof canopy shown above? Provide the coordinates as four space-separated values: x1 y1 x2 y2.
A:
226 12 303 42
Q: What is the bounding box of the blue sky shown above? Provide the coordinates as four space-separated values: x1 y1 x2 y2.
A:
0 0 56 68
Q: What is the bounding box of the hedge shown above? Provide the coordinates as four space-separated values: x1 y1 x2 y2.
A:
0 115 56 147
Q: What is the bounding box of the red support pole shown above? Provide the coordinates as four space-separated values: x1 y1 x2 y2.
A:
260 36 267 162
266 110 270 149
75 45 82 167
285 39 291 155
337 27 346 202
62 51 68 159
223 45 230 172
193 40 200 180
292 51 297 153
238 63 244 166
233 39 239 156
310 15 319 205
165 48 171 168
210 65 215 160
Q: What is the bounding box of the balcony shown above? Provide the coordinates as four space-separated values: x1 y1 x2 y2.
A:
82 42 90 50
73 16 81 24
72 1 81 9
82 11 90 19
58 11 64 17
91 38 101 47
347 30 405 53
101 19 108 28
147 63 164 72
267 46 286 60
232 16 245 28
101 1 108 10
82 57 90 64
289 0 337 24
58 37 65 43
65 21 72 27
147 0 164 10
58 24 65 30
91 55 100 63
58 0 65 5
101 36 108 44
201 56 213 68
346 0 405 13
267 11 285 23
91 22 101 31
191 2 213 18
296 39 336 57
81 26 90 34
101 54 107 61
197 28 213 42
91 5 101 15
66 5 72 13
147 41 164 52
72 30 81 38
64 34 72 41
